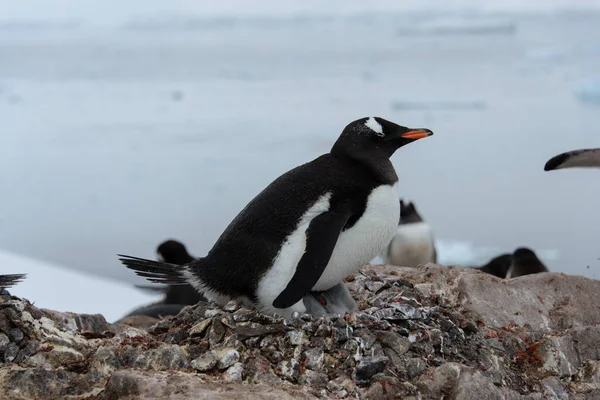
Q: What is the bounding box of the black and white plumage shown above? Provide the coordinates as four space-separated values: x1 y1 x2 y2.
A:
0 274 27 289
383 200 437 267
476 248 548 279
118 117 433 318
544 148 600 171
506 247 549 278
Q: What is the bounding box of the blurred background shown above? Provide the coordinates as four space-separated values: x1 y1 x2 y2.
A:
1 0 599 319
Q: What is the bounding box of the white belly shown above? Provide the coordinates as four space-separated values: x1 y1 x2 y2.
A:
386 222 436 267
313 183 400 291
257 184 399 317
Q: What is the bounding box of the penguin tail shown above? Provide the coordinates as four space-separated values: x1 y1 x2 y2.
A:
0 273 27 289
117 255 189 285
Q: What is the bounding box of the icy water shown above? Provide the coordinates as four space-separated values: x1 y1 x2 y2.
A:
0 11 599 285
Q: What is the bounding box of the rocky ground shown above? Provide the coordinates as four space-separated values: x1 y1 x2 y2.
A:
1 264 600 399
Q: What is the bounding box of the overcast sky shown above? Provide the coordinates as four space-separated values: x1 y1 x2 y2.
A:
1 0 599 25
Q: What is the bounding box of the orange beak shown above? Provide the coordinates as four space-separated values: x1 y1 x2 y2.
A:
400 129 434 140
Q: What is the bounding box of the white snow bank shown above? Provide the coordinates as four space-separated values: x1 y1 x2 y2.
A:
0 249 162 322
372 239 559 268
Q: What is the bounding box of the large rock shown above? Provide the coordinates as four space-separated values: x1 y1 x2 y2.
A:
365 264 600 331
1 263 600 399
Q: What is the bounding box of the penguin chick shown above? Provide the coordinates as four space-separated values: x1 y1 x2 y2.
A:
545 148 600 171
118 117 433 319
384 199 437 267
507 247 549 278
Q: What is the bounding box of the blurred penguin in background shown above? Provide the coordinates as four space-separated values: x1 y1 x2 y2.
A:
506 247 549 278
384 199 437 267
120 240 206 321
476 248 549 279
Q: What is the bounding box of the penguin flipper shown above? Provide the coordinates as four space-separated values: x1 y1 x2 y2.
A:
272 206 352 309
0 273 27 289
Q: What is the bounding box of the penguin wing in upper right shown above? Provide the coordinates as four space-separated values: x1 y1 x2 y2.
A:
544 148 600 170
272 203 353 309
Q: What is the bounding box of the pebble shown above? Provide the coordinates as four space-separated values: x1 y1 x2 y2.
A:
0 332 9 352
3 342 19 362
191 351 218 372
189 319 212 337
214 348 240 370
303 348 324 370
222 362 244 383
354 356 388 386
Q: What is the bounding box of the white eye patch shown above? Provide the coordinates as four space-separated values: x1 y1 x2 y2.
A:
364 117 384 136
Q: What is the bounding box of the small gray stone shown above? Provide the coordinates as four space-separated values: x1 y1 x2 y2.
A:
133 345 189 371
279 359 301 381
315 324 331 337
208 318 226 346
0 332 9 352
189 319 211 337
3 342 19 362
286 330 308 346
304 349 325 370
299 369 329 387
365 281 385 293
334 326 354 343
406 357 428 379
191 351 218 372
235 322 285 340
326 375 355 394
375 330 411 357
222 362 244 383
204 309 221 318
232 308 256 322
214 348 239 370
354 356 388 386
223 301 238 312
9 328 24 344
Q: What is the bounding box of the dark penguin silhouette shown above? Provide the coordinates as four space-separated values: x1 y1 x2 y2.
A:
545 148 600 171
118 117 433 318
507 247 549 278
0 274 26 289
476 254 512 278
153 240 207 305
122 240 207 320
384 199 437 267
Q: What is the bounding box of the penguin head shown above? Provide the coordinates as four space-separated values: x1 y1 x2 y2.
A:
399 199 423 224
510 247 548 276
156 239 191 264
331 117 433 158
512 247 544 267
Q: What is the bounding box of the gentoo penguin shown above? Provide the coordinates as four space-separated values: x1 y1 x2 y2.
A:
122 240 207 320
118 117 433 318
476 253 511 278
506 247 549 278
544 148 600 171
384 199 437 267
0 274 26 289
